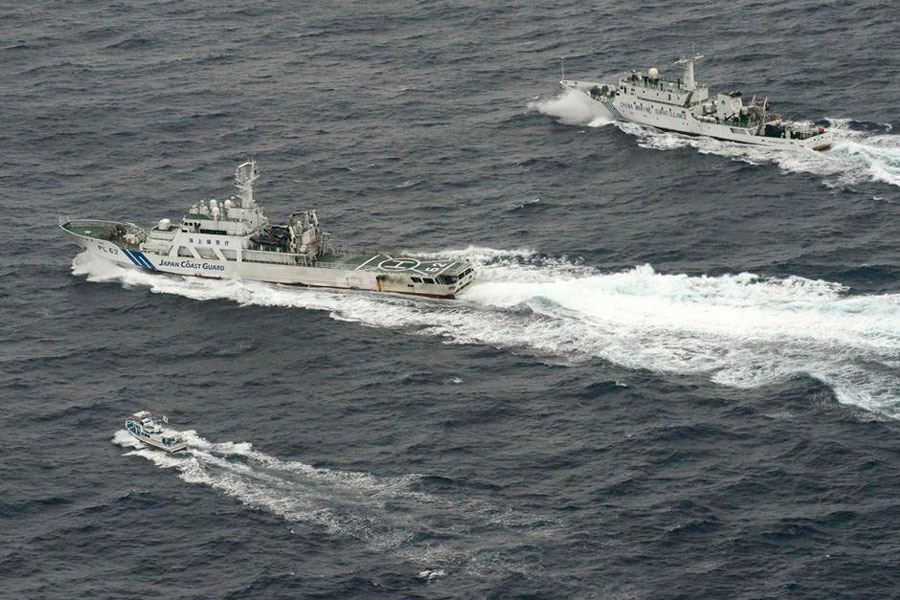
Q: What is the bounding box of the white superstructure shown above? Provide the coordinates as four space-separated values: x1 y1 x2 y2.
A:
560 51 833 151
61 161 476 299
125 411 187 453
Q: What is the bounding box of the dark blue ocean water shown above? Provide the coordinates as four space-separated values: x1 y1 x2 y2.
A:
2 1 900 598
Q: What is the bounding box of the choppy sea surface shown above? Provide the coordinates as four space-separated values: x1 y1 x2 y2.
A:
2 2 899 599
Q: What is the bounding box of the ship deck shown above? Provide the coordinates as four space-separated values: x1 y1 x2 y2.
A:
316 252 467 276
61 219 144 248
63 222 115 237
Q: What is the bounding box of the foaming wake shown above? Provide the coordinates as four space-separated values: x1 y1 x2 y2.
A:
112 429 557 579
530 90 900 189
623 120 900 190
826 131 900 188
78 251 900 416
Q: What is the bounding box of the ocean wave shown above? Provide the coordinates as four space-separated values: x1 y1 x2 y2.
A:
77 251 900 417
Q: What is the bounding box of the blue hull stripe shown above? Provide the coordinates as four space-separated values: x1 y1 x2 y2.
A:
122 249 156 271
602 100 626 121
122 249 142 267
132 251 157 271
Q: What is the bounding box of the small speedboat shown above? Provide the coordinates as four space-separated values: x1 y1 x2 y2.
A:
124 411 188 453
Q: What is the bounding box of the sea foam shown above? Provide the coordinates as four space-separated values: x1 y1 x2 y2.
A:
112 427 557 578
80 251 900 417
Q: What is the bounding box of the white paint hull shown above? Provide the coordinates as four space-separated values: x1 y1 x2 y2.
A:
65 225 470 299
128 430 188 453
562 80 833 151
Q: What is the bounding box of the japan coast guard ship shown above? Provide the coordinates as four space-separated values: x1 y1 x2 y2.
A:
560 51 833 151
60 161 476 299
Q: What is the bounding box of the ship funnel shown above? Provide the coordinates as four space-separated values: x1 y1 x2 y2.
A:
235 160 260 208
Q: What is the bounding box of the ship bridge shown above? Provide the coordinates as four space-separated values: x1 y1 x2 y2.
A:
619 70 709 107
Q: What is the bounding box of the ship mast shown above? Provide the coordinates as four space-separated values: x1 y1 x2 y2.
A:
675 43 704 91
234 160 260 208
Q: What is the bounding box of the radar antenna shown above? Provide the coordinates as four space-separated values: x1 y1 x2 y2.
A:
235 159 260 208
674 43 703 91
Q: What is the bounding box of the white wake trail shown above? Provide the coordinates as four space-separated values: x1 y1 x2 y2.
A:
112 429 558 578
80 251 900 416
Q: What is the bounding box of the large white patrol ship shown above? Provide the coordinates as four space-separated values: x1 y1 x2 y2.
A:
560 51 833 151
61 161 476 299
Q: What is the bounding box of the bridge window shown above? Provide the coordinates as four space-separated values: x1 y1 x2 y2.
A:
411 277 422 283
422 278 435 284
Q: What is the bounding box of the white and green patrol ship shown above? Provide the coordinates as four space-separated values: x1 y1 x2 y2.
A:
125 411 187 453
61 161 476 299
561 51 833 151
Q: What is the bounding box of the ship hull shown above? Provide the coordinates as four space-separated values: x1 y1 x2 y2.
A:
128 431 188 453
63 223 470 300
562 80 833 151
